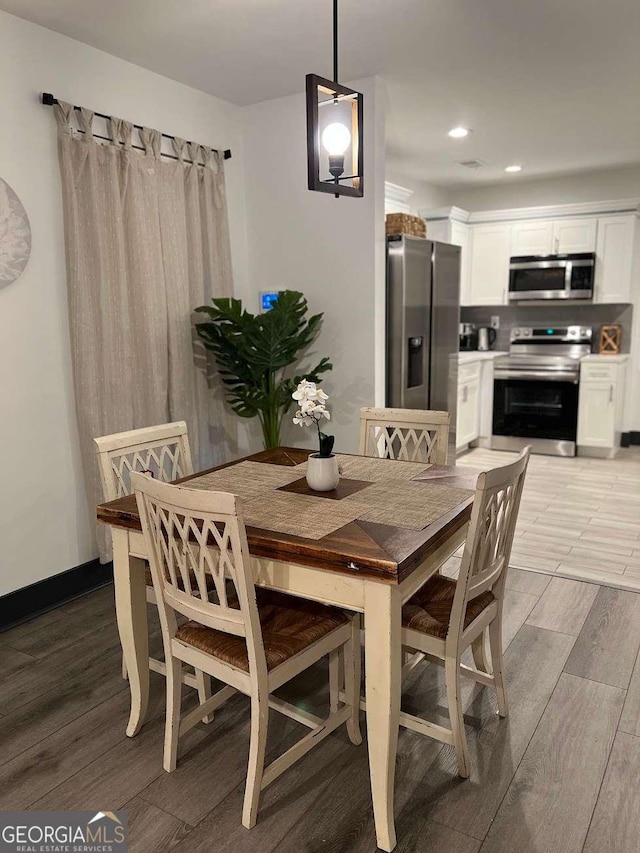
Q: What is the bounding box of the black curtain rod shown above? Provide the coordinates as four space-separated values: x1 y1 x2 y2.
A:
41 93 232 161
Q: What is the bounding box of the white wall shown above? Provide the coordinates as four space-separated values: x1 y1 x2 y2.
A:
448 164 640 211
385 171 450 214
241 77 387 454
0 10 248 596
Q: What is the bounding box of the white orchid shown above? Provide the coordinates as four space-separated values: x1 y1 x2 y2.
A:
292 379 328 404
292 380 334 457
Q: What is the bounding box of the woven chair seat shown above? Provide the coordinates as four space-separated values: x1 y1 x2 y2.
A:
175 590 348 672
403 575 494 640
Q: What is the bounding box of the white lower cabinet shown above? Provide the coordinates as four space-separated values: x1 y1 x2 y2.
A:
457 362 481 450
577 360 627 458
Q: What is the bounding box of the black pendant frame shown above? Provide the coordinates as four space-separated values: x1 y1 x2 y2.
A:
306 73 364 198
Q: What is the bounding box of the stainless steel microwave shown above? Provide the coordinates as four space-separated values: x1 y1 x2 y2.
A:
508 253 595 302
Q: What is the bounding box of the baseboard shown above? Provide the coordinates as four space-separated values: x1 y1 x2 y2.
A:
622 431 640 447
0 558 113 632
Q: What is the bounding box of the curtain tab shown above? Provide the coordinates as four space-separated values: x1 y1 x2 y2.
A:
211 151 225 209
121 121 134 149
172 136 187 162
214 150 225 175
188 142 201 165
53 99 74 135
140 127 161 158
202 146 214 169
77 108 95 140
107 117 123 146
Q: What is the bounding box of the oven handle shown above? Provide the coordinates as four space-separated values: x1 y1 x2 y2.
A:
494 369 579 383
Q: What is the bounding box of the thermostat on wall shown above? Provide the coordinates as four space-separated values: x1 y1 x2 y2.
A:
260 291 280 312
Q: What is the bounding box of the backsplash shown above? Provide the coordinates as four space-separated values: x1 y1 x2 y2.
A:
460 303 633 353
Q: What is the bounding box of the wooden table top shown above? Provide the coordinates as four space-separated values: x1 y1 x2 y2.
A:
97 447 476 583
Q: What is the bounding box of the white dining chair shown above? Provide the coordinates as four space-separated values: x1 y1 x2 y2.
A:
399 447 531 777
131 471 362 828
94 421 212 715
359 407 450 465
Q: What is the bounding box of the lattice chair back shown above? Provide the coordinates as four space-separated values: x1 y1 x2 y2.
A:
131 472 267 678
94 422 194 501
450 447 531 639
359 407 450 465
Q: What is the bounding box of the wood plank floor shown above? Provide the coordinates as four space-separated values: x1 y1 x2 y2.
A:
2 566 640 852
458 446 640 592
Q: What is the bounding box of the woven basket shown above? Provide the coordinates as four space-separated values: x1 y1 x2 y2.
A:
385 213 426 238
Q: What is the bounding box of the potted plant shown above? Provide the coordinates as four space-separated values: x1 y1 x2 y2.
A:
292 380 339 491
195 291 332 450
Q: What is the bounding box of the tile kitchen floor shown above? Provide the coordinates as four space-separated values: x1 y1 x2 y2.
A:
457 446 640 592
2 566 640 852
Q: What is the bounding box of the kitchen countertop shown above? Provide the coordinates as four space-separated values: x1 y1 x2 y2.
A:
581 354 630 363
459 351 508 364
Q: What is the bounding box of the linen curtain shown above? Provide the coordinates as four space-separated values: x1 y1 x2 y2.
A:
54 102 234 560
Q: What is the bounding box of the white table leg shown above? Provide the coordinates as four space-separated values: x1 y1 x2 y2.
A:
364 581 401 852
112 527 149 737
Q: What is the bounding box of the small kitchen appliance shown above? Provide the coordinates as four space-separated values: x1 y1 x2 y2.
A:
477 326 497 351
459 323 478 351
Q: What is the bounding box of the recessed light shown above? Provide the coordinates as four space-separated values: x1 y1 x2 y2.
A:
504 164 523 173
448 126 471 139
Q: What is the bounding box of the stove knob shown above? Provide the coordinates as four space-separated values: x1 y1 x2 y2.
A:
514 329 521 337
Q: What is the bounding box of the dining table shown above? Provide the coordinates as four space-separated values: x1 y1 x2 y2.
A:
97 446 475 852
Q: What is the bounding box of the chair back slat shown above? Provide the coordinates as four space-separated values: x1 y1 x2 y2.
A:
359 407 450 465
131 472 268 674
94 422 193 501
447 447 531 643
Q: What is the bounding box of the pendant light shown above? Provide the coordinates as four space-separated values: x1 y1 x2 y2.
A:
306 0 364 198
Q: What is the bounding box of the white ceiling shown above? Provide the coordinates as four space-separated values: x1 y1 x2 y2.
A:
3 0 640 187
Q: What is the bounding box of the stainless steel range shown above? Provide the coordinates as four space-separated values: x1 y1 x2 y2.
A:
491 325 593 457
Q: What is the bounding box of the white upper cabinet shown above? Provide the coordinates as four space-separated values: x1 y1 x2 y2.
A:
421 202 638 307
450 220 471 306
510 217 597 256
427 218 472 305
467 224 511 306
594 214 636 303
510 220 554 256
553 218 597 253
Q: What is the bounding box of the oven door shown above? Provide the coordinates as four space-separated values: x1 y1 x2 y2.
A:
493 373 579 443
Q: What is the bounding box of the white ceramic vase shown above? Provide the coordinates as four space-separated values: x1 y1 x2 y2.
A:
306 453 339 492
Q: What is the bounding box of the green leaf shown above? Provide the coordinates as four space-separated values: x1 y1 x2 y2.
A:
193 290 332 448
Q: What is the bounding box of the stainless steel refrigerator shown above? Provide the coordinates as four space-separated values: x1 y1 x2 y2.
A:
386 235 461 460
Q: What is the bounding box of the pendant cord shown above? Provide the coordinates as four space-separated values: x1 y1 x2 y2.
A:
333 0 338 83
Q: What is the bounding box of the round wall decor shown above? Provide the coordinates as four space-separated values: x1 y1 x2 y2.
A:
0 178 31 288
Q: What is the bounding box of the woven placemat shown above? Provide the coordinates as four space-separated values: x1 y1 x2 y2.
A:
187 461 302 502
295 454 432 482
344 479 473 530
243 491 364 540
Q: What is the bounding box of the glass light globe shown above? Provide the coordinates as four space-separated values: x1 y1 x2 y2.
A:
321 122 351 156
